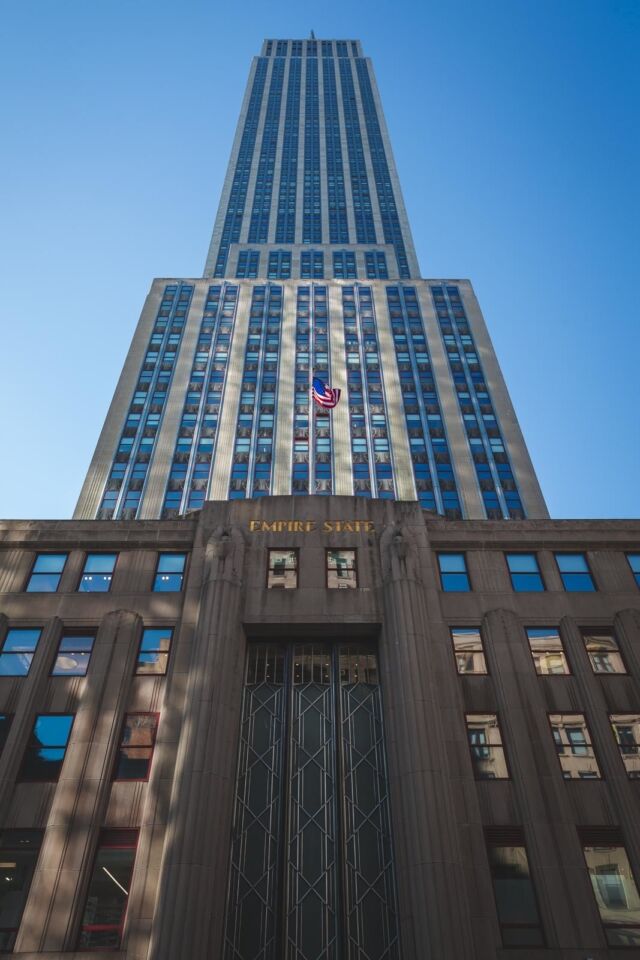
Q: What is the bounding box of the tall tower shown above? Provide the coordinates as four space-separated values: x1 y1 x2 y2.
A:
75 38 547 522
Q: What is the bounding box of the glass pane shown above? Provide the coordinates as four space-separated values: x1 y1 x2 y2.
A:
507 554 538 572
611 715 640 777
439 553 466 572
78 572 112 593
451 628 486 674
489 845 542 929
32 554 67 573
467 715 508 778
157 553 186 573
52 651 91 677
327 549 357 589
153 572 183 592
0 830 42 950
441 572 470 591
139 628 172 652
549 714 600 778
122 714 156 747
0 653 34 677
584 845 640 943
3 629 41 653
83 554 117 574
79 841 136 950
267 550 297 589
512 572 544 592
583 632 626 674
556 553 589 573
26 573 61 593
526 628 569 675
115 748 153 780
34 715 73 747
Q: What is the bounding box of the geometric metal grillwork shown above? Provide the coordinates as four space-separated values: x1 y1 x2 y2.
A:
224 643 400 960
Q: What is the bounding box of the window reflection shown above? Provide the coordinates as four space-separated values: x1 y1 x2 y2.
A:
0 629 41 677
78 554 117 593
25 554 67 593
582 630 626 674
19 714 74 781
326 549 357 589
487 842 544 946
451 627 486 674
267 550 297 589
526 627 569 675
78 831 137 950
51 634 95 676
136 628 172 675
549 714 601 779
583 843 640 946
0 830 42 952
610 715 640 778
466 714 508 779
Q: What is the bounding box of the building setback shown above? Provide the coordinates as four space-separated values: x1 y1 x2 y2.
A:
0 500 639 958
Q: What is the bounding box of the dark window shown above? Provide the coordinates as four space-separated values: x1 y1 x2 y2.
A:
555 553 596 591
25 553 67 592
113 713 159 781
51 633 95 676
136 627 173 675
19 714 74 781
78 554 117 593
78 830 138 950
152 553 186 592
0 829 42 952
486 835 544 946
0 629 41 676
437 553 470 591
526 627 570 675
582 629 626 674
610 715 640 778
627 553 640 588
505 553 544 591
582 838 640 946
466 714 508 778
0 715 13 754
326 549 357 588
451 627 486 674
267 550 298 589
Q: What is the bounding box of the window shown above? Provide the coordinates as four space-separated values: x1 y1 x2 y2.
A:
486 834 544 946
549 713 601 779
78 830 138 950
51 632 95 676
0 715 12 754
0 628 41 676
505 553 544 591
152 553 187 592
582 629 626 674
25 553 67 592
0 829 43 952
326 549 357 589
627 553 640 588
78 553 117 592
451 627 486 674
437 553 470 591
555 553 596 591
113 713 159 781
582 837 640 946
526 627 570 675
136 627 173 675
466 714 508 778
267 550 298 589
610 715 640 778
19 714 74 781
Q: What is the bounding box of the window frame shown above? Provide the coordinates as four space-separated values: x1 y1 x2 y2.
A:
548 712 602 780
24 552 68 593
626 553 640 589
50 630 96 678
485 832 546 947
580 835 640 947
609 714 640 778
325 548 358 589
525 626 572 676
504 552 545 592
437 552 471 592
0 627 42 677
580 627 628 676
266 548 299 590
112 712 160 782
135 627 173 676
18 713 74 783
76 553 118 593
152 552 188 593
77 829 138 951
465 712 510 780
554 552 597 592
450 626 488 675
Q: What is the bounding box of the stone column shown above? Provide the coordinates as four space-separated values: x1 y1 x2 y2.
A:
14 608 141 952
377 521 475 960
481 608 602 949
147 526 246 960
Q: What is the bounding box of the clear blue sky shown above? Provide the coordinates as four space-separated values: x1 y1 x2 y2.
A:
0 0 638 519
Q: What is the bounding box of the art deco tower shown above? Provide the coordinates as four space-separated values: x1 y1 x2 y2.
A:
75 38 547 522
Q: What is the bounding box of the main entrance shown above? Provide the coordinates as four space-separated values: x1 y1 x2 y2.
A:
224 643 400 960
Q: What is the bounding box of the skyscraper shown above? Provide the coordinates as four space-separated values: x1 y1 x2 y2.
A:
75 37 546 524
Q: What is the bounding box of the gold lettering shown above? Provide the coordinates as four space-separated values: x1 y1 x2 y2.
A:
261 521 277 532
323 520 333 532
249 520 261 532
305 521 316 532
343 521 354 532
292 521 304 532
363 520 375 532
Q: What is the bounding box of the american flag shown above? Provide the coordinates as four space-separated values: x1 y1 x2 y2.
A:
312 376 341 409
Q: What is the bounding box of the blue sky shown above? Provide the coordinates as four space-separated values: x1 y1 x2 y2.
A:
0 0 638 519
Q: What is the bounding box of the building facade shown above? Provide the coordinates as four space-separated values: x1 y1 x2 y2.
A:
0 501 639 959
74 38 546 524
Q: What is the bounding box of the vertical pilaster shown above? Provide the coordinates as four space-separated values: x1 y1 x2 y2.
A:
272 284 295 494
240 57 274 245
328 284 352 495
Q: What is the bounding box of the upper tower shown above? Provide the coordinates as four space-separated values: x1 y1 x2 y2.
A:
203 38 420 281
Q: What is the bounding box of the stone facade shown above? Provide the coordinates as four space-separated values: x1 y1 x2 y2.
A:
0 496 638 958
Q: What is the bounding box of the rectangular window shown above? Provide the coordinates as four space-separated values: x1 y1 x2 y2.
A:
486 835 544 946
582 629 626 674
25 553 67 592
19 714 74 781
610 715 640 778
437 553 470 591
0 628 41 676
0 829 42 952
78 553 117 593
549 713 601 779
555 553 596 591
153 553 187 592
627 553 640 588
466 714 508 778
136 627 173 675
505 553 544 592
582 839 640 946
267 550 298 589
113 713 159 781
526 627 570 675
326 549 357 589
78 830 138 950
51 632 95 676
451 627 486 674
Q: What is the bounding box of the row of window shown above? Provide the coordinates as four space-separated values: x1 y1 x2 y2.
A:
439 551 640 592
465 710 640 780
267 548 356 588
23 552 186 593
235 249 390 280
0 626 172 677
264 40 361 58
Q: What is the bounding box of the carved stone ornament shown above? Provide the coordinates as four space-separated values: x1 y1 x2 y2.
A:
379 521 421 582
206 524 245 581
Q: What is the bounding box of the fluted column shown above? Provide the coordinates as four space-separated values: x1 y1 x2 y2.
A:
377 522 475 960
14 608 141 952
148 526 246 960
